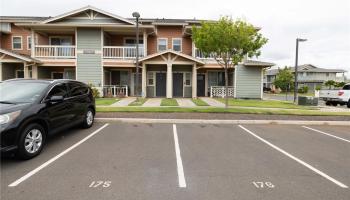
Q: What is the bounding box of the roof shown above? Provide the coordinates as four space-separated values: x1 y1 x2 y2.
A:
266 64 347 75
0 16 49 22
139 49 205 65
0 48 40 62
243 60 275 67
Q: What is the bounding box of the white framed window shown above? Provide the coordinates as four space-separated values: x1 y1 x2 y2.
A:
12 36 22 50
15 70 24 78
172 38 182 52
157 38 168 52
27 36 31 50
184 72 191 86
49 36 72 45
123 37 144 46
147 72 154 86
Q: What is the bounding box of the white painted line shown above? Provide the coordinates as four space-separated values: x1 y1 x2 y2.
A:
173 124 187 188
302 126 350 143
8 123 109 187
238 125 348 188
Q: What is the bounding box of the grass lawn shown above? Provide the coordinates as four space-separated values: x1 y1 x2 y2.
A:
192 98 209 106
95 98 119 106
96 106 350 116
216 98 314 110
272 92 315 97
161 98 179 106
129 98 148 106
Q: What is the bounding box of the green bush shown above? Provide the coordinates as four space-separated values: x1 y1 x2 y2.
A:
88 83 100 98
315 85 322 91
298 86 309 94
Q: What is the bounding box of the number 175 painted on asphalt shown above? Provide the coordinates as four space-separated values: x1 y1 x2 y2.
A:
252 181 275 189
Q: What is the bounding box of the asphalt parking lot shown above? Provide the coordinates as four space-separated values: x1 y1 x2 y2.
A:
1 123 350 200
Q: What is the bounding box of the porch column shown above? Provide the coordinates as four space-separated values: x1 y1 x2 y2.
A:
192 63 197 98
32 64 38 79
23 62 29 78
31 29 35 57
0 62 3 81
143 30 147 56
166 63 173 98
142 63 147 98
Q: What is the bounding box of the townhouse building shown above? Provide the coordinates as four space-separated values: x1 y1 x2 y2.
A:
0 6 274 99
264 64 347 91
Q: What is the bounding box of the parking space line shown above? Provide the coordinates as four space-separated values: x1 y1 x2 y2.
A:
238 125 348 188
173 124 187 188
8 123 109 187
302 126 350 143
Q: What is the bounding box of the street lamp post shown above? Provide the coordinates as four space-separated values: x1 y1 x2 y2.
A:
132 12 140 97
294 38 307 103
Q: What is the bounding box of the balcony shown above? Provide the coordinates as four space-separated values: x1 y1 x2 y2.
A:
35 45 76 59
103 46 144 59
195 48 216 59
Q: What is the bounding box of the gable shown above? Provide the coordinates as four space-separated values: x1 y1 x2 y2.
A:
42 6 135 25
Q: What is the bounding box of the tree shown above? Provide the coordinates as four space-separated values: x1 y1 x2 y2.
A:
192 17 268 108
273 67 294 92
324 80 336 89
335 82 346 88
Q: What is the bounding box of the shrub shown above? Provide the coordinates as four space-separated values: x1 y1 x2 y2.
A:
298 86 309 94
88 83 100 98
315 85 322 91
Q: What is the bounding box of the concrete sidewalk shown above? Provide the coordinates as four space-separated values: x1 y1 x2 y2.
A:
200 97 225 107
110 97 136 106
176 98 196 107
142 98 161 107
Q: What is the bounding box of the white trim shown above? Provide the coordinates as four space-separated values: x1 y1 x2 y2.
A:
0 49 33 62
12 36 23 50
260 68 263 99
27 36 31 50
147 71 155 86
41 6 135 25
172 38 182 52
157 38 168 52
234 66 237 98
101 28 104 87
49 36 73 45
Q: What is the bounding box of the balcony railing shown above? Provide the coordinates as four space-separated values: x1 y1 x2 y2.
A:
103 85 128 97
103 46 144 59
35 45 75 58
195 48 216 59
210 86 234 98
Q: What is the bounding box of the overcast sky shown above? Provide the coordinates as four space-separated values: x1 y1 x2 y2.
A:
1 0 349 77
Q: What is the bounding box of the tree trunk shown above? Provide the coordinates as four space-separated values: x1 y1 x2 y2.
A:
224 64 229 109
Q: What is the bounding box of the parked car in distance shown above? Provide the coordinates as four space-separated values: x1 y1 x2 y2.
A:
0 79 95 159
319 83 350 108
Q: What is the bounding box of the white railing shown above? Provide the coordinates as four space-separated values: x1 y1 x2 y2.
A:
35 45 75 58
210 86 234 98
103 46 144 59
103 85 128 97
195 48 216 59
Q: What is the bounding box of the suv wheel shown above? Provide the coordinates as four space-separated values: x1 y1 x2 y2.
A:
17 123 46 160
82 108 94 128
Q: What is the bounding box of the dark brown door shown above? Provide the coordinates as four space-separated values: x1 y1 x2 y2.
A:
197 74 205 96
156 73 166 97
173 73 183 97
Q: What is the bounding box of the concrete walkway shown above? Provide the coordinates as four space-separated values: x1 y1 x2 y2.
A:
111 97 136 106
176 98 196 107
142 98 162 107
200 97 225 107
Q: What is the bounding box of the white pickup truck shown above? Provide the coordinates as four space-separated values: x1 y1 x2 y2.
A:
319 83 350 108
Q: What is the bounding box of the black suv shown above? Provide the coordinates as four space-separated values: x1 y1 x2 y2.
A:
0 79 95 159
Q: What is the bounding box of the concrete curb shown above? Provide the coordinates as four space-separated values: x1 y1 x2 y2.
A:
95 118 350 126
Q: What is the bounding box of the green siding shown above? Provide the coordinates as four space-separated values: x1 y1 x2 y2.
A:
76 28 102 86
235 65 263 99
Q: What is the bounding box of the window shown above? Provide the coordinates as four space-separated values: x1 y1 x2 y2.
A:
343 85 350 90
68 82 88 97
184 72 191 86
124 38 143 46
172 38 182 52
208 71 226 87
326 73 329 77
49 36 72 45
27 36 31 50
52 72 64 79
12 36 22 50
157 38 167 52
47 84 68 99
16 70 24 78
147 72 154 86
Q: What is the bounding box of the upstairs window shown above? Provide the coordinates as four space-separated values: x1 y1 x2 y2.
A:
157 38 167 52
27 36 31 50
172 38 182 52
12 36 22 50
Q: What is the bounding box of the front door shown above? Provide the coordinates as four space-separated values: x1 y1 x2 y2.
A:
156 73 166 97
197 74 205 96
173 73 183 97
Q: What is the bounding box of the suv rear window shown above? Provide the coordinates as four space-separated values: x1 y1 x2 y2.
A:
343 85 350 90
68 82 89 97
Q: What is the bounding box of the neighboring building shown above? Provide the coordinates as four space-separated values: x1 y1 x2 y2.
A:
0 6 274 99
264 64 347 91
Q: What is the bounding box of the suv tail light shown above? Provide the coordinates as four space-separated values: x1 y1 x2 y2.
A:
338 91 344 96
